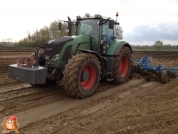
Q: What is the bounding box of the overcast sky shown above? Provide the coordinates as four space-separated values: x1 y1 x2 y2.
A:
0 0 178 45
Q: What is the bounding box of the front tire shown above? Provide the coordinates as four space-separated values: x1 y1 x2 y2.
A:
113 46 131 84
62 53 101 98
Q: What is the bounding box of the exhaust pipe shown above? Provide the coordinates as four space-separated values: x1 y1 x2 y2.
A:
34 47 39 66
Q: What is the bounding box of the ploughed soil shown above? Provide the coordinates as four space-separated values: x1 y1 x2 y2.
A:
0 51 178 134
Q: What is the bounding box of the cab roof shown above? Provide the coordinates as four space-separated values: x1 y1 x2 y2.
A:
77 13 115 22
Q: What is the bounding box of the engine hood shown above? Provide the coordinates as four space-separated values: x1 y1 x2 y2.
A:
44 37 73 58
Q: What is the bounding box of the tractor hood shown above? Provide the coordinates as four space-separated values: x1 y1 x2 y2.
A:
44 35 92 58
44 37 73 58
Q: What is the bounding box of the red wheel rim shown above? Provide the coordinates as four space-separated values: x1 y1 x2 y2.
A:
119 55 129 77
81 64 96 90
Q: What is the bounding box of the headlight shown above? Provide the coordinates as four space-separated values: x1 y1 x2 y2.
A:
54 54 59 60
45 56 49 60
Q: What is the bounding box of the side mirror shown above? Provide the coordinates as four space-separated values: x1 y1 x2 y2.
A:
109 20 114 29
59 22 62 30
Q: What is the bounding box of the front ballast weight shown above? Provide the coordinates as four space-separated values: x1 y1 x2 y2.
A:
132 56 178 84
8 64 47 84
8 47 48 85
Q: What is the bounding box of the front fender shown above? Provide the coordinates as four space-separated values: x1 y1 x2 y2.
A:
106 40 132 55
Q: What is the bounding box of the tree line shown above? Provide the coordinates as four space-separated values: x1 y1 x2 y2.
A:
15 20 76 47
153 40 178 51
132 40 178 51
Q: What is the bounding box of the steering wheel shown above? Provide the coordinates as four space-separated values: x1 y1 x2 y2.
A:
101 35 107 43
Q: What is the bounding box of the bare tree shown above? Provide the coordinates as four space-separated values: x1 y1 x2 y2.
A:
153 40 163 51
116 25 123 40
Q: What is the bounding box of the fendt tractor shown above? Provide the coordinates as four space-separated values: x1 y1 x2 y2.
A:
8 12 132 98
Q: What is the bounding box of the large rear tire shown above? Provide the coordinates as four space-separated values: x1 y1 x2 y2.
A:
113 46 131 84
62 53 101 99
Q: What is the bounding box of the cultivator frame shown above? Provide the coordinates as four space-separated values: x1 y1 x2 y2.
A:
131 56 178 83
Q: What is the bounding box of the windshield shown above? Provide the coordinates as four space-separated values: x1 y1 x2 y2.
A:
76 19 99 35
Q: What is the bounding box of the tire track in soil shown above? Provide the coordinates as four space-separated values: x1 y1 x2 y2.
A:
87 77 178 134
55 82 162 134
0 85 68 119
0 83 31 94
0 79 141 131
0 78 134 121
9 79 146 134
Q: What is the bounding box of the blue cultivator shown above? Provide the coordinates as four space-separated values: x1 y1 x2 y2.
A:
131 56 178 83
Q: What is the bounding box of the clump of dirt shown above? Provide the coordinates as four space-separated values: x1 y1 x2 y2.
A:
130 73 143 79
131 71 161 83
141 71 160 82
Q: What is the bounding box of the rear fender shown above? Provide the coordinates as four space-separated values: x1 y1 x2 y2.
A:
106 40 132 55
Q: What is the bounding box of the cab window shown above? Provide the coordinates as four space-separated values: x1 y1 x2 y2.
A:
102 22 114 44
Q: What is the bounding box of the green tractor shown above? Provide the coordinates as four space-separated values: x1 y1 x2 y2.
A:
8 13 132 98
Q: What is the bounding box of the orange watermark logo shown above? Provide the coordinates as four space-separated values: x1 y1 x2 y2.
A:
1 116 19 133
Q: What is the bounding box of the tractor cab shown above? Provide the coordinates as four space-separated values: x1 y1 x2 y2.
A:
58 13 120 54
76 18 100 51
75 13 119 54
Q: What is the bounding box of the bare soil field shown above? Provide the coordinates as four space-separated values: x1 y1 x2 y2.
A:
0 51 178 134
